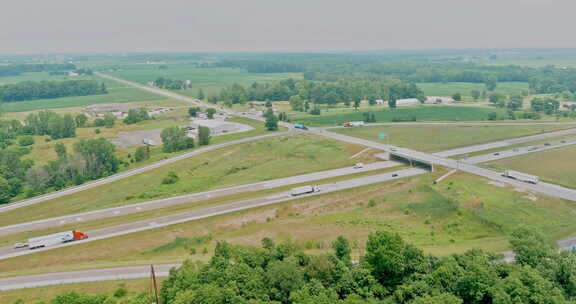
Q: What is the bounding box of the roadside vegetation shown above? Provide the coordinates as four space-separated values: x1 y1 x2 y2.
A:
333 124 576 152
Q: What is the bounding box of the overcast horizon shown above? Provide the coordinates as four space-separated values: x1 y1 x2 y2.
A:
2 0 576 54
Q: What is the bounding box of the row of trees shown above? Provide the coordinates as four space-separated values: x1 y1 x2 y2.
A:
153 77 190 90
0 80 107 102
123 108 151 124
45 228 576 304
219 79 425 108
0 63 75 77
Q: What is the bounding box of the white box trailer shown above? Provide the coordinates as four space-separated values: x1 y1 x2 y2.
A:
350 121 365 127
291 185 321 196
27 230 88 249
503 170 539 184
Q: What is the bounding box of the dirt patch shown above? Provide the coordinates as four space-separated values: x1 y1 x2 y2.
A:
487 181 507 188
109 129 162 148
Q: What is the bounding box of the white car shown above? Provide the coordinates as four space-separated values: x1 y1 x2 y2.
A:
353 163 364 169
13 242 28 249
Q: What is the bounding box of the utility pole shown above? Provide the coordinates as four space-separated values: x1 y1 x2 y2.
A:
150 265 160 304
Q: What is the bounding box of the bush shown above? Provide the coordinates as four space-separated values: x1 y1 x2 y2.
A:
162 171 179 184
18 136 34 146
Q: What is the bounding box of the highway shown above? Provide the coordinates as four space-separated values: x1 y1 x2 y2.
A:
317 129 576 202
0 131 289 213
0 161 401 237
464 137 576 164
0 167 426 261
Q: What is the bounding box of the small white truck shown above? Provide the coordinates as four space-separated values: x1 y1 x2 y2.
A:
291 185 321 196
502 170 539 184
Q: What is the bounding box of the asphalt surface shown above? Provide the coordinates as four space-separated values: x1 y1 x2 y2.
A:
0 161 401 237
0 167 426 261
464 137 576 164
434 127 576 157
0 264 178 291
316 129 576 202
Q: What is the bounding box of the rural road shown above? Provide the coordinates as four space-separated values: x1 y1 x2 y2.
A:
0 131 289 213
0 167 426 261
0 161 401 237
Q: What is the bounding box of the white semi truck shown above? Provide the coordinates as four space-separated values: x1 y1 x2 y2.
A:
25 230 89 250
502 170 539 184
291 185 321 196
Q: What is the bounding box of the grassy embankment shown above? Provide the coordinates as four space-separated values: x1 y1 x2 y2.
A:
0 134 378 226
333 124 576 152
484 144 576 189
2 170 575 277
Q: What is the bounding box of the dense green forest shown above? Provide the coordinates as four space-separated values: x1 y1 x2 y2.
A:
40 228 576 304
0 63 75 77
0 80 107 102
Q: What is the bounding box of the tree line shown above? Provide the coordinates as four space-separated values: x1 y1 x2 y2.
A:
0 63 75 77
153 77 190 90
218 79 424 109
42 227 576 304
0 80 107 102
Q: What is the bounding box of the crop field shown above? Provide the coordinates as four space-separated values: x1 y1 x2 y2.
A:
0 278 154 304
2 171 575 276
292 106 510 126
0 134 376 225
416 82 529 96
333 124 576 152
107 66 302 96
484 145 576 189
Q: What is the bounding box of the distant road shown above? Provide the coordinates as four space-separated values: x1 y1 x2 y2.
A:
0 264 178 291
464 137 576 164
0 161 401 236
0 167 425 261
326 122 576 128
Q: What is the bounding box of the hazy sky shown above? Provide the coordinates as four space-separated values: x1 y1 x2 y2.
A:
2 0 575 54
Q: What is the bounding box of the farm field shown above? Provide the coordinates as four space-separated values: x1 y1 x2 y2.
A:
0 278 155 304
107 66 302 96
333 124 576 152
484 145 576 189
0 134 377 226
293 106 515 126
2 171 575 277
416 81 529 96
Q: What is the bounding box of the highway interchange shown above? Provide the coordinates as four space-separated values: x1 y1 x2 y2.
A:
2 73 576 291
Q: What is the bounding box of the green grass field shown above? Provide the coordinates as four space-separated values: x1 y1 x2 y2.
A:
333 124 576 152
484 145 576 189
293 106 510 126
108 66 302 96
0 134 375 226
416 82 529 96
2 171 575 277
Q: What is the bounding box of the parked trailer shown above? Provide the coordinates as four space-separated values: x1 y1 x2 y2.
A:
291 185 321 196
294 123 308 130
502 170 539 184
27 230 88 250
